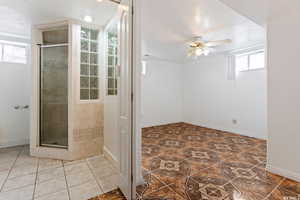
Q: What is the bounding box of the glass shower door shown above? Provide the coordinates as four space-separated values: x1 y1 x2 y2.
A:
40 45 68 148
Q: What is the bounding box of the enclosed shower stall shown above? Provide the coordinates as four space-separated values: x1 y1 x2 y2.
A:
31 20 104 160
40 28 69 148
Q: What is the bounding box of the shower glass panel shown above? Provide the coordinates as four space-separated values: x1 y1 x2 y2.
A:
40 29 68 148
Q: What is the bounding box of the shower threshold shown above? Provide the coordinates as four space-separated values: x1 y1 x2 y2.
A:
40 144 68 149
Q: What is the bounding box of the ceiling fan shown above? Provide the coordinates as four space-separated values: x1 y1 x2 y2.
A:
188 36 232 57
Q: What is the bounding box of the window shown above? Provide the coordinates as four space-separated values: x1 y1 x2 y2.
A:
0 42 27 64
80 27 100 100
235 50 265 72
106 30 118 96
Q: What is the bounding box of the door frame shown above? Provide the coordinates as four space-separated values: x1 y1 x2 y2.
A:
131 0 144 198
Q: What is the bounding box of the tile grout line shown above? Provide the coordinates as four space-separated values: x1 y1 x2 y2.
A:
0 147 23 192
142 124 269 200
32 158 40 200
62 161 71 200
85 159 104 194
263 178 286 200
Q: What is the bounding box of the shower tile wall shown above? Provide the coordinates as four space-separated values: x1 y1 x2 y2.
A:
32 24 104 160
72 103 104 159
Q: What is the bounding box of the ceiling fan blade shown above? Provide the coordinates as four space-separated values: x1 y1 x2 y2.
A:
205 39 232 47
187 49 195 57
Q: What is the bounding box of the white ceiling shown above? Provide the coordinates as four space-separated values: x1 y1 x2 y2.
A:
141 0 266 63
0 0 118 37
219 0 268 26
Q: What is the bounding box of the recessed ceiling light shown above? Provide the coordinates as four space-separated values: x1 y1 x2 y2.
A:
97 0 103 2
84 15 93 23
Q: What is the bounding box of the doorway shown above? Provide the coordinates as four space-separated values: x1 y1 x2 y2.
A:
0 0 134 199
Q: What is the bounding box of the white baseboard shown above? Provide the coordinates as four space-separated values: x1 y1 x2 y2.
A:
267 164 300 182
103 146 120 171
183 121 267 140
0 139 29 148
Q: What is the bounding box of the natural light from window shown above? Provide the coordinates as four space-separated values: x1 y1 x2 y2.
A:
235 50 265 72
0 41 27 64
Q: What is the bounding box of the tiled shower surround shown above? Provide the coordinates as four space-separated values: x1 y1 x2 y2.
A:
72 103 104 159
31 22 104 161
0 145 118 200
91 123 300 200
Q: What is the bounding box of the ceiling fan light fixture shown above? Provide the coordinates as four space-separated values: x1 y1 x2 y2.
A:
203 49 210 56
188 36 231 58
195 48 203 56
84 15 93 23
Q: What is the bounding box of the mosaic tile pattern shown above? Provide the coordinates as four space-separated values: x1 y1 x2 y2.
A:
89 189 126 200
90 123 300 200
138 123 300 200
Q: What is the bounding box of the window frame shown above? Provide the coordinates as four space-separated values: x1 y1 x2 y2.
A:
235 49 265 72
0 40 28 64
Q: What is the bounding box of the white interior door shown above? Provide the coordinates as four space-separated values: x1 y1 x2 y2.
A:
0 45 30 148
118 0 133 198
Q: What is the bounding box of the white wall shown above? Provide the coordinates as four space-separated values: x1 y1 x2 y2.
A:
140 55 267 139
0 60 30 147
267 0 300 181
141 59 183 127
183 55 267 139
104 96 120 165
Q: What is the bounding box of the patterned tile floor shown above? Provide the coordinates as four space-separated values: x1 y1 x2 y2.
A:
0 145 119 200
89 189 126 200
136 123 300 200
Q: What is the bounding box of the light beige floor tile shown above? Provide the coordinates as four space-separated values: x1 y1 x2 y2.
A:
34 189 69 200
0 170 9 189
92 164 117 179
0 184 34 200
69 179 102 200
2 173 36 192
0 161 14 172
87 156 110 170
38 159 63 172
0 146 23 154
0 156 17 166
9 163 38 178
64 162 90 176
34 176 67 198
97 174 119 193
63 159 85 166
0 150 19 159
37 167 64 183
15 155 38 166
66 169 95 187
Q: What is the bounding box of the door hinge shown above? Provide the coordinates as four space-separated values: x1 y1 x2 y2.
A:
132 7 134 15
131 93 134 102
